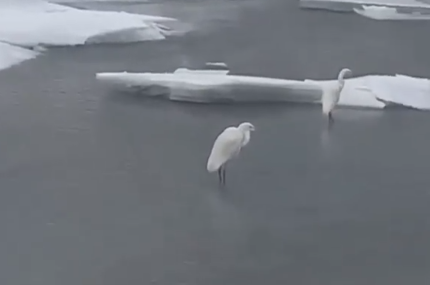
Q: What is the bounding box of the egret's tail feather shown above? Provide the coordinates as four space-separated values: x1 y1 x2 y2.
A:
322 106 330 115
207 159 220 172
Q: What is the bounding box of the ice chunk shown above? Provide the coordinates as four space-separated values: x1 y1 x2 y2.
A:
300 0 430 13
173 67 230 75
206 62 228 67
304 77 386 109
96 69 324 103
0 1 176 47
205 62 229 70
96 68 430 110
0 42 38 71
354 5 430 20
53 0 149 2
307 74 430 110
366 75 430 109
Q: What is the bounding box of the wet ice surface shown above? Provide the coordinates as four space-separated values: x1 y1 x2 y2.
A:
0 0 430 284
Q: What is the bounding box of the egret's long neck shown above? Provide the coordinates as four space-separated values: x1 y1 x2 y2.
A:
241 130 251 147
337 68 350 89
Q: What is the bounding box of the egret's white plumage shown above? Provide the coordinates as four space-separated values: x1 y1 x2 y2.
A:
207 122 255 185
207 128 243 172
322 68 352 122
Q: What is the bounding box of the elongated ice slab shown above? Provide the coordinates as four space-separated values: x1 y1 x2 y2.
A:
96 68 430 110
96 68 324 104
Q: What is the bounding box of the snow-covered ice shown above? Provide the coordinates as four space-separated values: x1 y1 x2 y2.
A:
304 77 385 109
367 74 430 109
0 42 38 71
306 74 430 110
96 68 324 104
205 62 229 69
0 0 178 72
353 5 430 20
52 0 149 2
299 0 430 13
96 67 430 110
0 1 175 47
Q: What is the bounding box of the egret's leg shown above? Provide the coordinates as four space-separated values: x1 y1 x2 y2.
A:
222 165 226 185
217 167 223 184
328 112 334 128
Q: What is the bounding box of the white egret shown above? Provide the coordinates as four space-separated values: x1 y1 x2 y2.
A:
322 68 352 125
207 122 255 186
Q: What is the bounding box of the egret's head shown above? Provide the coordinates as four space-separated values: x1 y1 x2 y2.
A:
339 68 352 78
238 122 255 132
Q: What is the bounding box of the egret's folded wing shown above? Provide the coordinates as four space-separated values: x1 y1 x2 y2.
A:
321 85 339 114
207 129 243 172
322 93 335 114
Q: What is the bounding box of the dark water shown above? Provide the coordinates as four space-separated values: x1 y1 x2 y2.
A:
1 0 430 284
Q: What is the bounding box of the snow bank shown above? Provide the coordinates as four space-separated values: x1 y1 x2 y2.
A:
0 1 175 47
96 68 430 110
0 42 38 71
354 5 430 20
